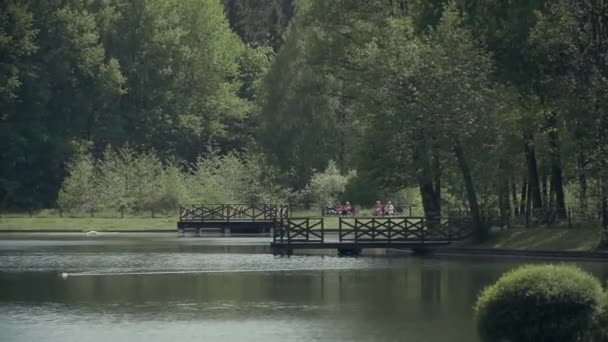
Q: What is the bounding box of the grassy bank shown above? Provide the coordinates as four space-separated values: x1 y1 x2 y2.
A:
454 228 603 252
0 216 176 231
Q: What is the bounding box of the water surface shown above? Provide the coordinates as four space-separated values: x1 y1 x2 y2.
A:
1 234 607 342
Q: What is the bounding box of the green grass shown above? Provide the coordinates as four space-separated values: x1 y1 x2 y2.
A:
0 216 177 231
454 227 603 251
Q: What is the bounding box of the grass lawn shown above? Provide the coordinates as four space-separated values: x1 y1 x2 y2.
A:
454 227 603 252
0 216 177 231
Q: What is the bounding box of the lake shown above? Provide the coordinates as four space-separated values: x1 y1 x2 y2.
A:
1 234 607 342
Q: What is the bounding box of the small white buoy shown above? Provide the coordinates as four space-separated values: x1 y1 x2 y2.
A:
60 272 69 279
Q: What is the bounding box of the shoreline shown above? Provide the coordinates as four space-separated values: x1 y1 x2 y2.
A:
1 230 608 261
431 247 608 261
0 229 176 233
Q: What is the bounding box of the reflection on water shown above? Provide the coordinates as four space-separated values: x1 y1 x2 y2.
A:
1 235 608 342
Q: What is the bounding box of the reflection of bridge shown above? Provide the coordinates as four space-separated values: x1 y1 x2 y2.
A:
177 204 289 235
271 217 473 255
177 204 473 255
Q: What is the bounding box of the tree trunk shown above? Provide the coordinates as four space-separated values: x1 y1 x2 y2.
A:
511 177 519 217
498 179 510 227
541 173 549 208
413 141 440 219
453 139 484 243
576 149 588 214
601 137 608 233
519 177 527 218
526 179 532 227
548 119 567 219
336 98 348 168
432 150 441 208
524 133 543 210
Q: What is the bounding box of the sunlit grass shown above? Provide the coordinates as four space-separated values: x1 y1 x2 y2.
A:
455 227 603 251
0 216 176 230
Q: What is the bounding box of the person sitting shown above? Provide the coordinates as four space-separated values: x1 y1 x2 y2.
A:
342 201 353 215
334 201 343 214
324 202 338 215
384 201 395 216
372 201 383 216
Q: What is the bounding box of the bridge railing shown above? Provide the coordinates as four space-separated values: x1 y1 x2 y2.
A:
179 204 289 222
273 218 324 244
338 217 473 243
273 216 473 244
339 217 424 242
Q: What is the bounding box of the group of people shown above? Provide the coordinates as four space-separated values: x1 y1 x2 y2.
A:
325 200 397 216
325 201 354 215
372 200 396 216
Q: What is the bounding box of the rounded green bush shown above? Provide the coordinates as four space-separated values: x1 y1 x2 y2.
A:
593 294 608 342
475 264 604 342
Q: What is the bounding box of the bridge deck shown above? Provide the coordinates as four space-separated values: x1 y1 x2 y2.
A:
271 240 450 249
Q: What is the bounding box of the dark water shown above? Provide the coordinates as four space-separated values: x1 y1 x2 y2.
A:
1 234 608 342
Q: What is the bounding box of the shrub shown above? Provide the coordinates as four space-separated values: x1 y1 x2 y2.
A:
309 160 355 207
57 148 98 213
593 294 608 342
475 264 604 342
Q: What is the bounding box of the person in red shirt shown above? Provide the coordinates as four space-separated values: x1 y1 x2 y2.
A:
342 201 353 215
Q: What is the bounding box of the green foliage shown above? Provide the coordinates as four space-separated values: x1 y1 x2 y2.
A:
0 0 259 210
188 149 290 204
58 144 290 215
475 264 604 342
593 294 608 342
57 146 97 212
3 0 608 236
0 0 37 102
308 161 356 207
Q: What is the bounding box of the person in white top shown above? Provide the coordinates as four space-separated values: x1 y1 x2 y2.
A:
384 201 395 216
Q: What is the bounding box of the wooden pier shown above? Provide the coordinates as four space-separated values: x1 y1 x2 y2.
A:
177 204 289 235
271 216 473 255
177 204 474 255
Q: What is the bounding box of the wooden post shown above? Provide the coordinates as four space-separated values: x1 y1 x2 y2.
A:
306 218 310 241
321 218 325 243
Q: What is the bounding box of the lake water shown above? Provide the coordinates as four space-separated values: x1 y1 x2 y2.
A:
1 234 608 342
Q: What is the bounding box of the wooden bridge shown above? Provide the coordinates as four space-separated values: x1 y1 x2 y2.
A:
271 216 473 255
177 204 473 255
178 204 289 235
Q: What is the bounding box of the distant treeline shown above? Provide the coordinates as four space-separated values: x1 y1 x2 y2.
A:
2 0 608 242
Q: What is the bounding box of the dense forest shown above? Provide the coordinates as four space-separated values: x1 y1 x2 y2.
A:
1 0 607 240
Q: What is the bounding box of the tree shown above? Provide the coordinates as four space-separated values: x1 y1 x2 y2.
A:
309 161 355 207
57 145 98 213
531 0 608 230
0 0 124 210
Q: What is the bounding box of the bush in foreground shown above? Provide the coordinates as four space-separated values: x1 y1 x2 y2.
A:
593 294 608 342
475 264 604 342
